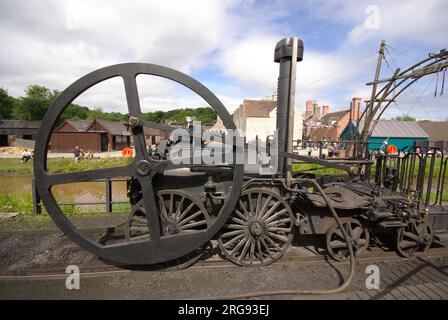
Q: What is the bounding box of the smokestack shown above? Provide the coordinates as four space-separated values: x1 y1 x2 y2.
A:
322 105 329 115
305 100 314 117
351 97 361 120
274 37 304 182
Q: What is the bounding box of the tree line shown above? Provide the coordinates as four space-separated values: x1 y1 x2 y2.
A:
0 85 217 125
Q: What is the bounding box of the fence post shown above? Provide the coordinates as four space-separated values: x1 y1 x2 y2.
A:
255 135 259 155
105 178 112 213
32 179 41 215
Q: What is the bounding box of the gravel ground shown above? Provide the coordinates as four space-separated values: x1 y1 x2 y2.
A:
0 254 447 299
1 216 448 300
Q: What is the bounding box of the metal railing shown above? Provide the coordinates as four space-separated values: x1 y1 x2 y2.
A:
292 139 386 159
374 145 448 207
32 178 129 215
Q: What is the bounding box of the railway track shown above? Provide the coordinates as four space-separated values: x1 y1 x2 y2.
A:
1 245 447 281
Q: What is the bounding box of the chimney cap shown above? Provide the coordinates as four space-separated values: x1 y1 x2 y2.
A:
274 37 304 62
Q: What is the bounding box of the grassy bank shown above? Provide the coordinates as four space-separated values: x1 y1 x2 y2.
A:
0 211 130 232
0 189 131 216
291 163 345 174
0 157 133 174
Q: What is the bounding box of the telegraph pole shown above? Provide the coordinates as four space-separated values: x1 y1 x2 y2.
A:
360 40 386 144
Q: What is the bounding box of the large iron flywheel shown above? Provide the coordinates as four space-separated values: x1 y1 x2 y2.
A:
33 63 244 265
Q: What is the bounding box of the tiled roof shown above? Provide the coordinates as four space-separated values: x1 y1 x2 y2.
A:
357 120 429 138
320 110 349 124
65 120 92 132
0 120 41 129
92 119 130 135
417 122 448 141
239 99 277 117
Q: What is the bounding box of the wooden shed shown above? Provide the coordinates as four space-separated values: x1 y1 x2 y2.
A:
50 120 108 152
340 120 429 151
0 120 41 147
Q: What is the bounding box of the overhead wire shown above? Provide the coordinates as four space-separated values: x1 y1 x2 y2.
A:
384 48 436 118
296 52 378 90
386 44 420 62
383 45 446 138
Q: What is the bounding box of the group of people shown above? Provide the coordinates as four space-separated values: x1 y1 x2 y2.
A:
72 146 94 163
19 146 94 164
306 142 340 157
327 142 340 157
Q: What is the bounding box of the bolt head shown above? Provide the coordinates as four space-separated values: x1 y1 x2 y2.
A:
135 160 152 176
128 116 140 127
250 221 264 237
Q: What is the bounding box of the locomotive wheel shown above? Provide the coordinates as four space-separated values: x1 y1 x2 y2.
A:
124 191 211 270
125 190 210 241
33 63 244 265
325 218 370 262
396 220 433 258
218 188 294 267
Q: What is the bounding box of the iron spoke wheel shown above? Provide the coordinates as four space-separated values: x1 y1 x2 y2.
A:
218 188 294 267
325 218 370 262
33 63 244 265
396 220 433 257
125 190 210 269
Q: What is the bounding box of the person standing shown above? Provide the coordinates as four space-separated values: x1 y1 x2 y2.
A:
73 146 83 163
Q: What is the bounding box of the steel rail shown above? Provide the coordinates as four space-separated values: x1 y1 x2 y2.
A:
1 246 447 281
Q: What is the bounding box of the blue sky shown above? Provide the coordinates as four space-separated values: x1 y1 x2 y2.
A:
0 0 447 120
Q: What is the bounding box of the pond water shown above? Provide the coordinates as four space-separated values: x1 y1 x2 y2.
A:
0 173 446 210
0 174 128 204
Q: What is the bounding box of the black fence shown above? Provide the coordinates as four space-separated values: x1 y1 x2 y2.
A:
32 139 448 215
32 178 129 215
374 145 448 208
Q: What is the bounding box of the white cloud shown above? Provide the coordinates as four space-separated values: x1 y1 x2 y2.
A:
0 0 446 122
0 0 228 108
309 0 448 48
218 35 278 93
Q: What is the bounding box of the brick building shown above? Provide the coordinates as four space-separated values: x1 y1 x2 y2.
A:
304 97 362 141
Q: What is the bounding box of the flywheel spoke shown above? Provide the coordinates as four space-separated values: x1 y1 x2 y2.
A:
44 165 132 186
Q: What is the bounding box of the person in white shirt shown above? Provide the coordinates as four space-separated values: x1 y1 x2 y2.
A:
21 149 32 163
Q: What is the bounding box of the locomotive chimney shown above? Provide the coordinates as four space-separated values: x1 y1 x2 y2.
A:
274 37 304 185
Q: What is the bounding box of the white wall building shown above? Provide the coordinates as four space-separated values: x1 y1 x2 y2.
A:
232 96 303 142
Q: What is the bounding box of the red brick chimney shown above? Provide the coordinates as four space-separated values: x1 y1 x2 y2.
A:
351 97 361 120
306 100 314 117
322 105 329 115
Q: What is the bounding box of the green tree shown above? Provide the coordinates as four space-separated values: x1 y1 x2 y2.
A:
87 107 127 121
62 104 89 120
143 110 165 123
0 87 15 119
87 106 106 120
394 114 416 122
12 85 58 120
142 107 216 125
